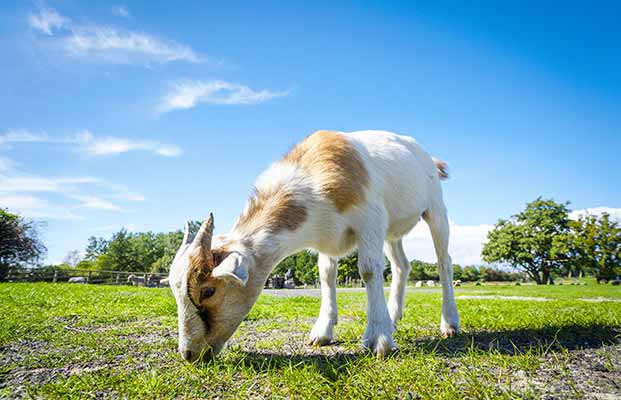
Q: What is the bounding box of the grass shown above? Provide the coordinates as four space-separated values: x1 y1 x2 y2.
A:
1 282 620 399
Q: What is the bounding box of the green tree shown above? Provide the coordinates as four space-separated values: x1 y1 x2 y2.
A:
0 209 46 281
564 213 621 282
105 229 140 271
273 250 318 285
84 236 108 261
461 265 480 282
482 198 570 284
337 253 360 283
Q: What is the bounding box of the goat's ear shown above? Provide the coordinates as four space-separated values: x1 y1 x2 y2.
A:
211 253 249 286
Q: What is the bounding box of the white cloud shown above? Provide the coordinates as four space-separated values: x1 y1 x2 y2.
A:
0 162 143 219
401 219 493 266
570 207 621 222
0 194 83 220
0 129 49 147
64 27 202 64
400 207 621 267
158 80 290 113
75 130 182 157
72 195 122 211
28 7 202 64
28 8 68 35
0 129 181 158
112 5 130 19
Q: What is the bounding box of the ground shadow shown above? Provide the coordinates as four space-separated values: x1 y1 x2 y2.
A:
204 324 620 377
410 324 621 357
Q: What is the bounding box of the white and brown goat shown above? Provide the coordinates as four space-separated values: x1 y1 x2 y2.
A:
168 130 459 361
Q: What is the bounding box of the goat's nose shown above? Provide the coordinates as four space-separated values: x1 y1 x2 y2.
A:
181 350 194 362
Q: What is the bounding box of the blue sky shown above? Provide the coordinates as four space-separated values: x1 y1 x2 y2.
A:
1 1 619 266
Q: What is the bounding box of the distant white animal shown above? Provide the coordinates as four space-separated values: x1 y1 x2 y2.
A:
168 130 459 361
453 280 462 287
415 280 423 288
68 276 87 284
127 274 145 286
426 280 436 287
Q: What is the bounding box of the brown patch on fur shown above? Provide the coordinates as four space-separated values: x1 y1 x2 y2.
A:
186 247 231 318
283 130 369 212
433 158 449 180
235 187 308 235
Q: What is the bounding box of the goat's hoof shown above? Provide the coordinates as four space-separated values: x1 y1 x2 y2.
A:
306 321 335 346
362 332 397 358
306 335 332 346
440 324 459 338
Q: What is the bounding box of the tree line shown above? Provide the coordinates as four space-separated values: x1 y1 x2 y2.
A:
1 197 619 284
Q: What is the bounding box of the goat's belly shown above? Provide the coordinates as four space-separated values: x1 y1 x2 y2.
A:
311 225 357 257
386 215 421 241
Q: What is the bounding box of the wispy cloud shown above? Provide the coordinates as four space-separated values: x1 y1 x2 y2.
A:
112 5 130 19
28 8 68 35
0 129 181 157
28 7 202 64
74 130 182 157
0 129 49 147
158 80 290 113
0 157 144 219
0 194 83 220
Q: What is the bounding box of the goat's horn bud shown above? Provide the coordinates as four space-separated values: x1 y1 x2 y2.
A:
182 220 191 245
195 213 214 254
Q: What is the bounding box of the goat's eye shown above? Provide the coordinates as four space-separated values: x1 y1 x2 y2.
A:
200 287 216 301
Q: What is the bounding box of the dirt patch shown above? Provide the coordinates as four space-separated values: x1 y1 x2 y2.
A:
507 345 621 399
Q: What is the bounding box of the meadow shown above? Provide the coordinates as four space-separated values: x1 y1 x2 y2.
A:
1 282 620 399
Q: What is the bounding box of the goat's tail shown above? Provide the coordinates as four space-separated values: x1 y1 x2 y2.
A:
432 157 449 180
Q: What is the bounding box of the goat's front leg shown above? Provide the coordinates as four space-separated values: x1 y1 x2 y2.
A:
307 253 338 346
359 244 397 358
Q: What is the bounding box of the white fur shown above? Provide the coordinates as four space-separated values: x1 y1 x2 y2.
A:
169 130 459 360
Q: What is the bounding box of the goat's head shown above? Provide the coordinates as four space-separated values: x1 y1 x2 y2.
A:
168 214 260 362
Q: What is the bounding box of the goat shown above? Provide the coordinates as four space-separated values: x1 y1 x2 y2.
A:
127 274 145 286
168 130 459 361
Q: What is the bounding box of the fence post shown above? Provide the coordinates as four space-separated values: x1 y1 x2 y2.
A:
88 271 92 283
53 268 58 283
116 273 120 285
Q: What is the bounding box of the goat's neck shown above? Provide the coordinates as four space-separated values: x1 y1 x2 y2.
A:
231 229 300 280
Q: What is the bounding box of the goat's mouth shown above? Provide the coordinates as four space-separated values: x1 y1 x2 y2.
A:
179 343 221 363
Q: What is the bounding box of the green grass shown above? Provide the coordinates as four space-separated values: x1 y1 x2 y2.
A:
1 283 620 399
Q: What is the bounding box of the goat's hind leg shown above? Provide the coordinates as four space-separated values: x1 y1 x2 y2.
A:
385 239 411 326
307 253 338 346
423 206 460 337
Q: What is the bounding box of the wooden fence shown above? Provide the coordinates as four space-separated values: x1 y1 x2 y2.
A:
3 267 168 287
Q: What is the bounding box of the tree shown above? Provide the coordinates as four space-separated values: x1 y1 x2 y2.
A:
273 250 318 285
0 209 46 281
104 229 140 271
482 198 570 284
84 236 108 261
338 253 360 283
564 213 621 282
